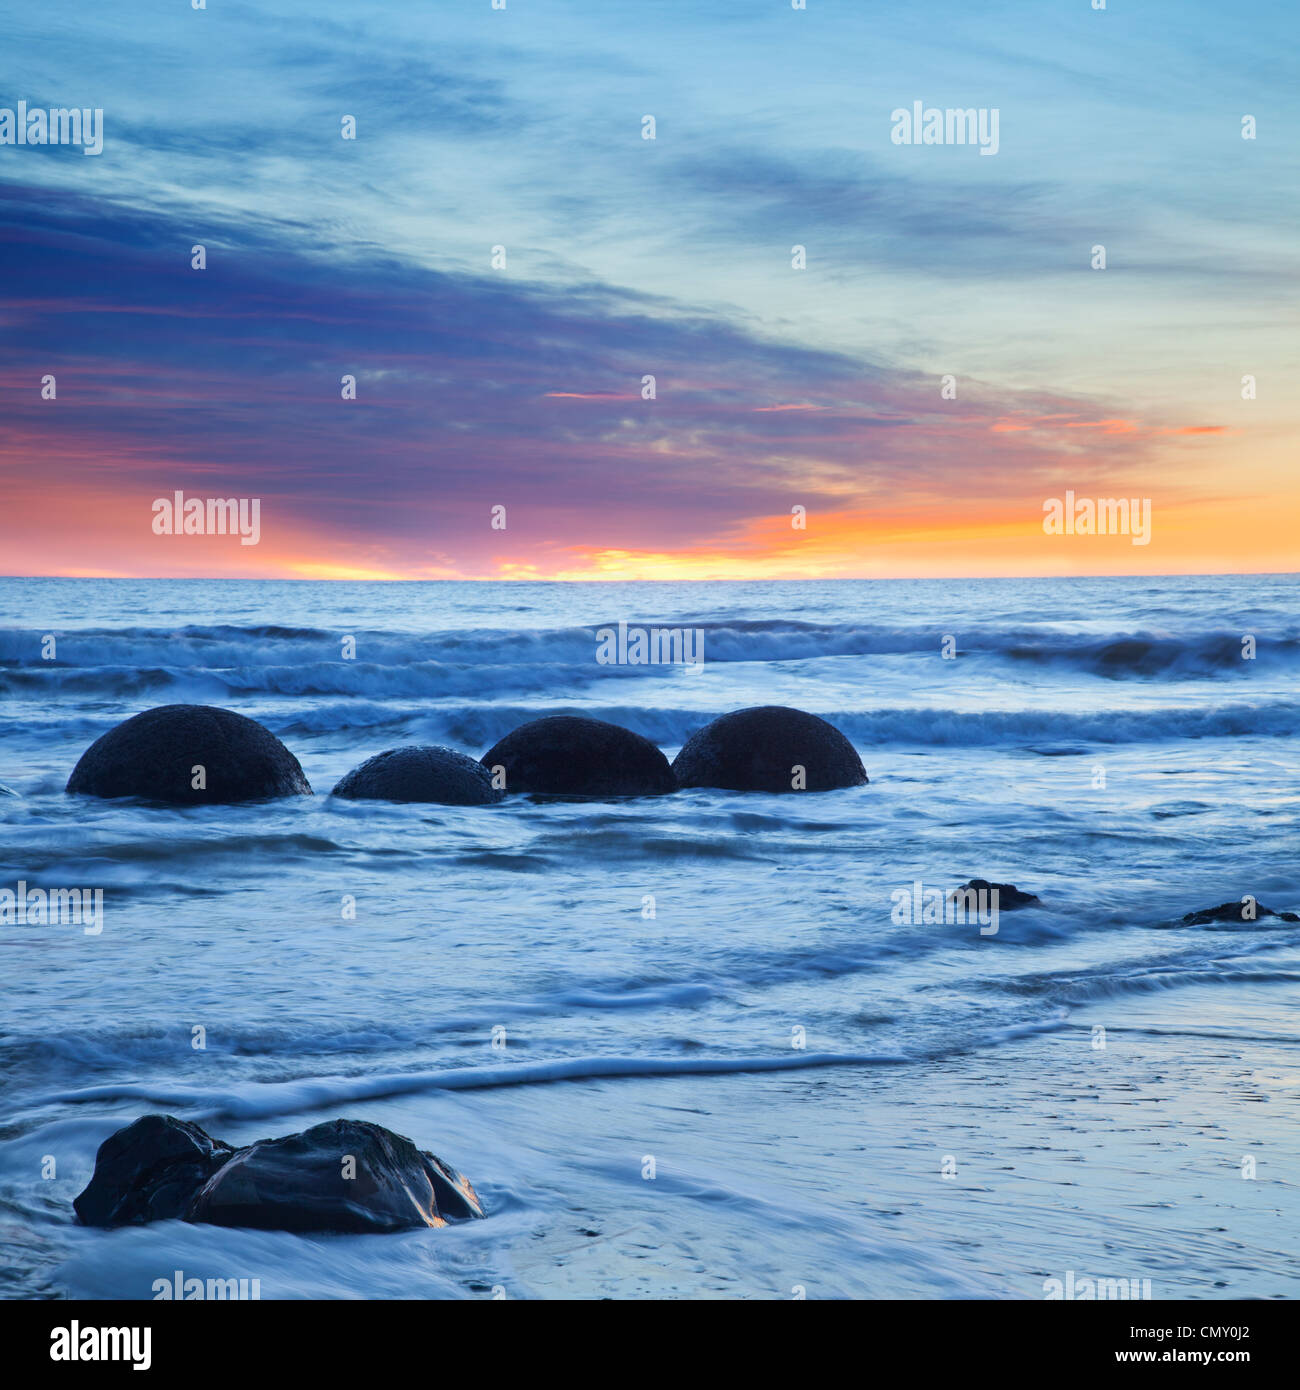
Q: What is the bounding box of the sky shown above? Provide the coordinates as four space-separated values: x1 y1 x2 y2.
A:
1 0 1297 580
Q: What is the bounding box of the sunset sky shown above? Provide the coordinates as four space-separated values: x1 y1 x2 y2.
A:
2 0 1296 580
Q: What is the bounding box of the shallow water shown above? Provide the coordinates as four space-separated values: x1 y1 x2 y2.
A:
1 574 1298 1298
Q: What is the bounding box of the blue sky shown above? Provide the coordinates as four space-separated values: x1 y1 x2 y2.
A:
3 0 1297 577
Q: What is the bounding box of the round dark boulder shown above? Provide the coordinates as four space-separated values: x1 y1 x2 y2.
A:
332 745 504 805
480 715 675 797
66 704 312 803
672 705 867 792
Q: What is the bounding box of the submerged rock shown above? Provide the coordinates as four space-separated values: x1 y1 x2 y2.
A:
75 1115 484 1233
953 878 1041 910
73 1115 235 1228
480 715 675 797
1181 900 1300 926
332 745 503 805
66 704 311 803
672 705 867 792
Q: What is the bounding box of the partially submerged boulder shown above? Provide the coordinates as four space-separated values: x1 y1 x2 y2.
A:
332 745 503 805
1181 899 1300 926
187 1119 483 1233
66 704 311 803
75 1115 484 1233
672 705 867 792
481 715 675 797
952 878 1041 911
73 1115 235 1228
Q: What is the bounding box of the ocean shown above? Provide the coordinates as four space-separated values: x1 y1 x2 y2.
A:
1 573 1298 1299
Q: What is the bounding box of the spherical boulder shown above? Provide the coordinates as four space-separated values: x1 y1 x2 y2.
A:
480 715 675 797
66 703 312 803
672 705 867 792
332 745 503 805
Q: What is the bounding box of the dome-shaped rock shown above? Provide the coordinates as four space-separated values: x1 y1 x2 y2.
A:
481 715 675 797
672 705 867 792
66 704 311 803
332 745 503 805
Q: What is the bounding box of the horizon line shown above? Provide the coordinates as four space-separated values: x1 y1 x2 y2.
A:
4 570 1298 584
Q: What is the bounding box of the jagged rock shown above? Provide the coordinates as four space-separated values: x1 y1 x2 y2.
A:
332 745 503 805
66 704 311 803
73 1115 235 1228
672 705 867 792
186 1119 483 1232
953 878 1041 910
480 715 675 797
1181 900 1300 926
74 1115 484 1233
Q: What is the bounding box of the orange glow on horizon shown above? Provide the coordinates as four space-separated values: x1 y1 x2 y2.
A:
4 439 1295 581
492 488 1299 581
7 496 1295 582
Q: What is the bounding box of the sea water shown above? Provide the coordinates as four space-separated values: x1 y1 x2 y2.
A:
1 573 1297 1299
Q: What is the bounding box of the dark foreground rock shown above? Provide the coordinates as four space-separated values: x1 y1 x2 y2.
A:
67 704 311 803
73 1115 235 1228
481 715 675 797
672 705 867 792
1181 900 1300 926
187 1120 484 1232
953 878 1041 910
75 1116 484 1233
332 745 504 805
